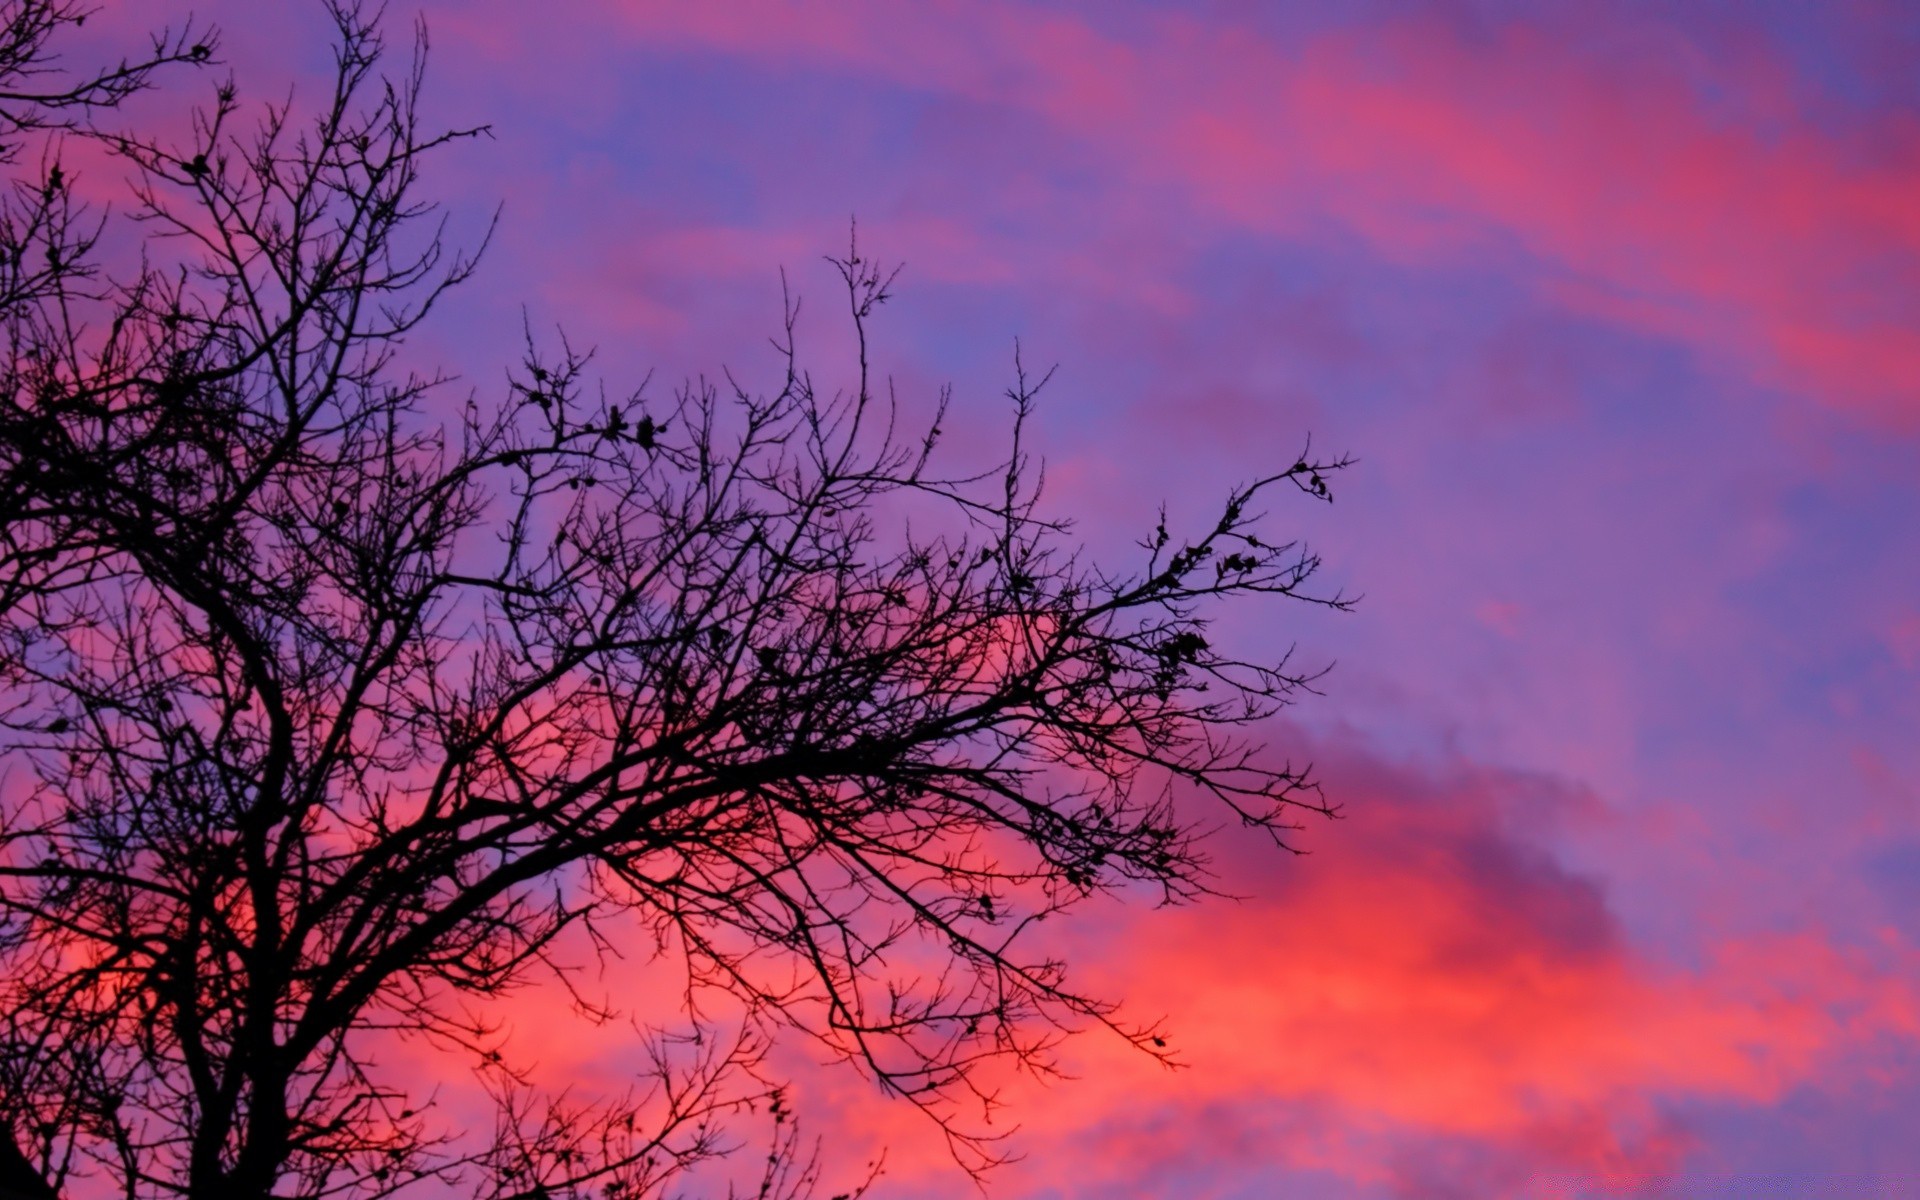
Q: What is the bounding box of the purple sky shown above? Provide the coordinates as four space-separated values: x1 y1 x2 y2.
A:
84 2 1920 1195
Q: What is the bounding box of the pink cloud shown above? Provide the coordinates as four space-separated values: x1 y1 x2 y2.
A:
1476 600 1525 637
1889 615 1920 670
795 732 1920 1195
573 1 1920 425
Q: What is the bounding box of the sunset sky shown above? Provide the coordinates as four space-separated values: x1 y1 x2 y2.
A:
88 2 1920 1195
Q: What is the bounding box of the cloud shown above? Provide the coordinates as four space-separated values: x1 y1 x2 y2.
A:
72 6 1917 1195
576 1 1920 425
820 727 1920 1196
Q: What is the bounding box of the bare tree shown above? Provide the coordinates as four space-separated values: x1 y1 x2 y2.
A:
0 4 1353 1199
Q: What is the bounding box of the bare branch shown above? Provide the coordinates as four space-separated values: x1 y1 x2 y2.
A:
0 6 1352 1199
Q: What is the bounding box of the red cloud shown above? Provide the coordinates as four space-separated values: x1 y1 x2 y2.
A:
292 722 1920 1195
789 729 1920 1195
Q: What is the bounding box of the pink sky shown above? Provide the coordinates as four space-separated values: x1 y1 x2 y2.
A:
89 1 1920 1194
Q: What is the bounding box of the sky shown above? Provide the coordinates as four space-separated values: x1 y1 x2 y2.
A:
84 2 1920 1196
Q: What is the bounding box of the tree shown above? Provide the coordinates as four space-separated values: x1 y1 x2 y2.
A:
0 4 1353 1199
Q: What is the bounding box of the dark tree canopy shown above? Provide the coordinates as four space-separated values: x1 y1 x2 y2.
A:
0 4 1352 1199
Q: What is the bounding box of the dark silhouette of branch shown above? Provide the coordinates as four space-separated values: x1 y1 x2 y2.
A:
0 5 1352 1199
0 0 215 163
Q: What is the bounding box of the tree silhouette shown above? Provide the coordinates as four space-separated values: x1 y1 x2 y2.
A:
0 4 1353 1199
